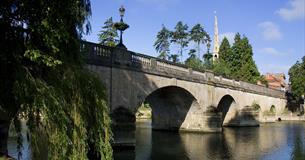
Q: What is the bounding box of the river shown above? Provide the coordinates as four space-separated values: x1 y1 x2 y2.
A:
114 119 305 160
7 120 305 159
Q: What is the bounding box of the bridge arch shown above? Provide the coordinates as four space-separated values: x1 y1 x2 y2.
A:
216 95 238 126
138 85 200 131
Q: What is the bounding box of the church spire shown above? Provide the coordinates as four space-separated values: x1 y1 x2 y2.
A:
213 11 219 61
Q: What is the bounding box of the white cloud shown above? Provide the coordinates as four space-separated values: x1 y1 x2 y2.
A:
219 32 235 45
276 0 305 21
258 47 287 56
258 21 282 41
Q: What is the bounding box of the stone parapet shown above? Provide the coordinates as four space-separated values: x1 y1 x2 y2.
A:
80 41 285 99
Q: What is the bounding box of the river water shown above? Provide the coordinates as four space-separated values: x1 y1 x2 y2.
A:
114 119 305 160
7 120 305 159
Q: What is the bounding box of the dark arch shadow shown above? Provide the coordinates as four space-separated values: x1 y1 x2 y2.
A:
143 86 199 131
216 95 237 126
137 86 200 159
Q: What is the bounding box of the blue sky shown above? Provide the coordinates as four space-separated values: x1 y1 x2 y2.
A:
83 0 305 79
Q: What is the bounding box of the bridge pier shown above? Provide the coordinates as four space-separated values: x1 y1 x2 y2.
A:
223 107 260 127
110 107 136 149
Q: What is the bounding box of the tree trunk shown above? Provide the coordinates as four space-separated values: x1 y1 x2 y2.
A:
0 120 10 156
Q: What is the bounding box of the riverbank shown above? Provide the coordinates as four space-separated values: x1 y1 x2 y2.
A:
260 113 305 123
136 105 152 119
279 114 305 121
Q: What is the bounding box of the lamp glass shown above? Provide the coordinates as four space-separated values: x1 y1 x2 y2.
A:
119 6 125 17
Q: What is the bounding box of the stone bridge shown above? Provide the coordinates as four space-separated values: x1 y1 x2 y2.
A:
81 41 286 133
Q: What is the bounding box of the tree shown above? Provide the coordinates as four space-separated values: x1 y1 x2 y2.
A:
218 37 232 63
203 52 213 70
238 36 260 83
189 24 210 59
230 33 243 79
289 56 305 98
154 25 171 60
226 33 260 83
185 49 203 70
171 21 189 62
98 17 118 47
213 37 232 77
213 60 231 77
0 0 112 159
169 54 180 63
213 34 260 83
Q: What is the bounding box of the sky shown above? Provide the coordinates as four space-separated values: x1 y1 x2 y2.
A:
83 0 305 80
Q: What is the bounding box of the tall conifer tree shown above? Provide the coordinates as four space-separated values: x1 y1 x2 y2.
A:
154 25 171 60
98 17 118 47
189 24 210 59
171 21 189 62
213 37 232 77
239 36 260 83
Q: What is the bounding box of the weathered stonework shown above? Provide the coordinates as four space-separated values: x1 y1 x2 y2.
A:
81 41 287 146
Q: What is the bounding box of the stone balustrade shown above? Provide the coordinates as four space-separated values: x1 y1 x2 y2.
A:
80 41 285 99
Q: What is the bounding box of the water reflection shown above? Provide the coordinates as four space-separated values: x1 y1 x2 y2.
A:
114 120 305 160
8 120 305 160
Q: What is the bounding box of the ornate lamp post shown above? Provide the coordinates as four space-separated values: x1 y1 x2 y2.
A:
114 5 129 49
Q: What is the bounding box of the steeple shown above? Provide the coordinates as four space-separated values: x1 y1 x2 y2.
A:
213 11 219 61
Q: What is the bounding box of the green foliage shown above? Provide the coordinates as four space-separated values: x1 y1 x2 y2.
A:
213 38 232 77
171 21 189 62
13 67 112 159
185 49 204 70
213 59 231 77
24 50 62 67
238 37 260 83
202 52 213 70
113 22 129 31
259 75 269 87
153 22 211 64
251 103 261 111
229 33 243 78
289 56 305 98
136 103 152 119
98 17 118 47
218 37 232 64
169 54 180 63
214 33 260 83
0 0 112 159
154 25 171 60
270 105 276 113
189 24 210 58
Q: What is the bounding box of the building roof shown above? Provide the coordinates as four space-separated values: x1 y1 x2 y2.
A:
264 73 287 89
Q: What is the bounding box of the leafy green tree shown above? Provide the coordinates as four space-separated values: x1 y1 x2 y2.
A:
203 52 213 70
238 36 260 83
213 37 232 77
185 49 203 70
189 24 210 59
227 33 260 83
230 33 243 79
213 34 260 83
0 0 112 159
289 56 305 98
213 60 231 77
218 37 232 63
171 21 189 62
98 17 118 47
154 25 171 60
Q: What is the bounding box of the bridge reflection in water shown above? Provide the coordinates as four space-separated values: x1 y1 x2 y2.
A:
114 120 305 160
